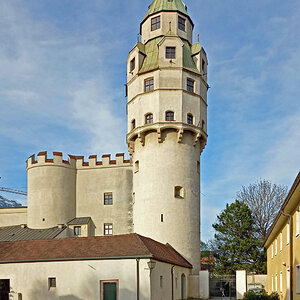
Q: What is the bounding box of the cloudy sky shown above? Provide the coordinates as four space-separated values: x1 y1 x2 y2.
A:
0 0 299 240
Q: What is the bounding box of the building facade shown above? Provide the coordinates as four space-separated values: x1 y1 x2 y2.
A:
0 0 208 298
264 172 300 300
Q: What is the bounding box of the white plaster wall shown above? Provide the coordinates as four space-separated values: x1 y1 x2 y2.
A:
199 270 210 299
0 208 27 227
236 270 247 299
132 130 201 273
76 166 133 236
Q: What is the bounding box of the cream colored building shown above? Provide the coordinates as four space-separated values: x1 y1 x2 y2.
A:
264 172 300 300
0 0 208 299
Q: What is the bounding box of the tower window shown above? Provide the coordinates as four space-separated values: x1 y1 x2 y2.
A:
166 47 176 59
74 226 81 236
131 119 136 130
104 193 113 205
187 114 193 125
202 120 205 129
145 113 153 124
174 186 184 198
161 214 164 222
197 161 200 174
135 160 139 172
151 16 161 31
104 223 113 235
144 77 154 92
130 57 135 72
187 78 194 93
178 16 186 31
165 111 174 121
202 59 206 72
48 278 56 288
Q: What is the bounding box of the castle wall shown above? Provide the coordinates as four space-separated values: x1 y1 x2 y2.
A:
0 207 27 227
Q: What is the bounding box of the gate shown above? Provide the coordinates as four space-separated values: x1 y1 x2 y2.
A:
209 274 236 299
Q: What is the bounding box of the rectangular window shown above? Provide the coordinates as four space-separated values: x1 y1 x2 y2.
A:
296 209 300 236
187 78 194 93
280 231 282 251
135 160 139 173
271 244 274 258
197 161 200 174
48 278 56 288
145 113 153 124
280 272 283 293
275 238 277 255
74 226 81 236
175 186 184 198
271 275 274 292
101 280 118 300
160 276 163 288
187 114 193 125
178 16 186 31
104 224 113 235
287 222 290 245
202 59 206 72
275 274 278 291
104 193 113 205
161 214 164 222
296 265 300 294
151 16 160 31
130 57 135 72
145 78 154 92
165 111 174 121
166 47 176 59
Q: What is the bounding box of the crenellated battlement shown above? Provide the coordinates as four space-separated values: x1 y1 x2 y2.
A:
26 152 132 170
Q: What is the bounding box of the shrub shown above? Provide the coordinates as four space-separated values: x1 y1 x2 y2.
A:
243 291 279 300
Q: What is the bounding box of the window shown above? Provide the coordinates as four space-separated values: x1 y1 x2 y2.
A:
135 160 139 173
178 16 186 31
166 47 176 59
187 78 194 93
187 114 193 125
130 57 135 72
165 111 174 121
296 265 300 294
151 16 160 31
271 244 274 258
275 273 278 291
197 161 200 174
48 278 56 288
202 120 205 129
161 214 164 222
101 280 118 300
202 59 206 72
160 276 163 288
280 231 282 251
275 238 277 255
296 209 300 236
145 113 153 124
287 222 290 245
175 186 184 198
104 193 113 205
280 272 283 293
144 77 154 92
131 119 136 130
271 275 274 292
104 224 113 235
74 226 81 236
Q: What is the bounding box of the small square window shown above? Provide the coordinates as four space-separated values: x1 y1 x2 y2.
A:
178 16 186 31
130 57 135 72
145 78 154 92
48 278 56 288
187 78 194 93
74 226 81 236
175 186 184 198
165 111 174 121
104 193 113 205
151 16 161 31
104 223 113 235
166 47 176 59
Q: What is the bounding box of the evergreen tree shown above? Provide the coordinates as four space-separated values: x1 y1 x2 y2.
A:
212 200 266 274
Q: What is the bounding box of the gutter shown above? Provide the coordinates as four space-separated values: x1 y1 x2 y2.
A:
136 258 140 300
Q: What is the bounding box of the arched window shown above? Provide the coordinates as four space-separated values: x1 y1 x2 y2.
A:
145 113 153 124
181 274 186 299
131 119 136 130
187 114 193 125
165 111 174 121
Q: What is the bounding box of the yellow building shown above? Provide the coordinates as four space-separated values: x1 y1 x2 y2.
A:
264 172 300 300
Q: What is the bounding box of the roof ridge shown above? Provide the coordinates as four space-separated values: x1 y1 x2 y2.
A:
136 234 153 256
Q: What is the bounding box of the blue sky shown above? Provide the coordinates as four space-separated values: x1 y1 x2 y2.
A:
0 0 299 241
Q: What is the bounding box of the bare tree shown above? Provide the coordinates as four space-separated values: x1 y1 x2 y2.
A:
237 179 287 241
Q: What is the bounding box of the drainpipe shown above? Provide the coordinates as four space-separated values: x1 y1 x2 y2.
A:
171 266 175 300
281 211 293 300
136 258 140 300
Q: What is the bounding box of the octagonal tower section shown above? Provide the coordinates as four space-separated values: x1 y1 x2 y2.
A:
126 0 208 274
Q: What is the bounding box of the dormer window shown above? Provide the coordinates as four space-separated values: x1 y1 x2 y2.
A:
165 111 174 121
166 47 176 59
151 16 160 31
178 16 186 31
130 57 135 72
144 77 154 92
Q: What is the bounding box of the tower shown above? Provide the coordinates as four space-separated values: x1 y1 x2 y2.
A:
127 0 208 273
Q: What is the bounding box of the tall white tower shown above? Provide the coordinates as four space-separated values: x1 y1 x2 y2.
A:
127 0 208 273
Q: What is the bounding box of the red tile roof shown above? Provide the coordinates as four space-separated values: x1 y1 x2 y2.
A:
0 233 192 268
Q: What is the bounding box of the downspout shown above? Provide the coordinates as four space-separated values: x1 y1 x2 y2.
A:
136 258 140 300
281 211 293 300
171 266 175 300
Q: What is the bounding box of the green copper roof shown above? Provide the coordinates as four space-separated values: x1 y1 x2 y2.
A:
138 37 199 75
144 0 189 21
